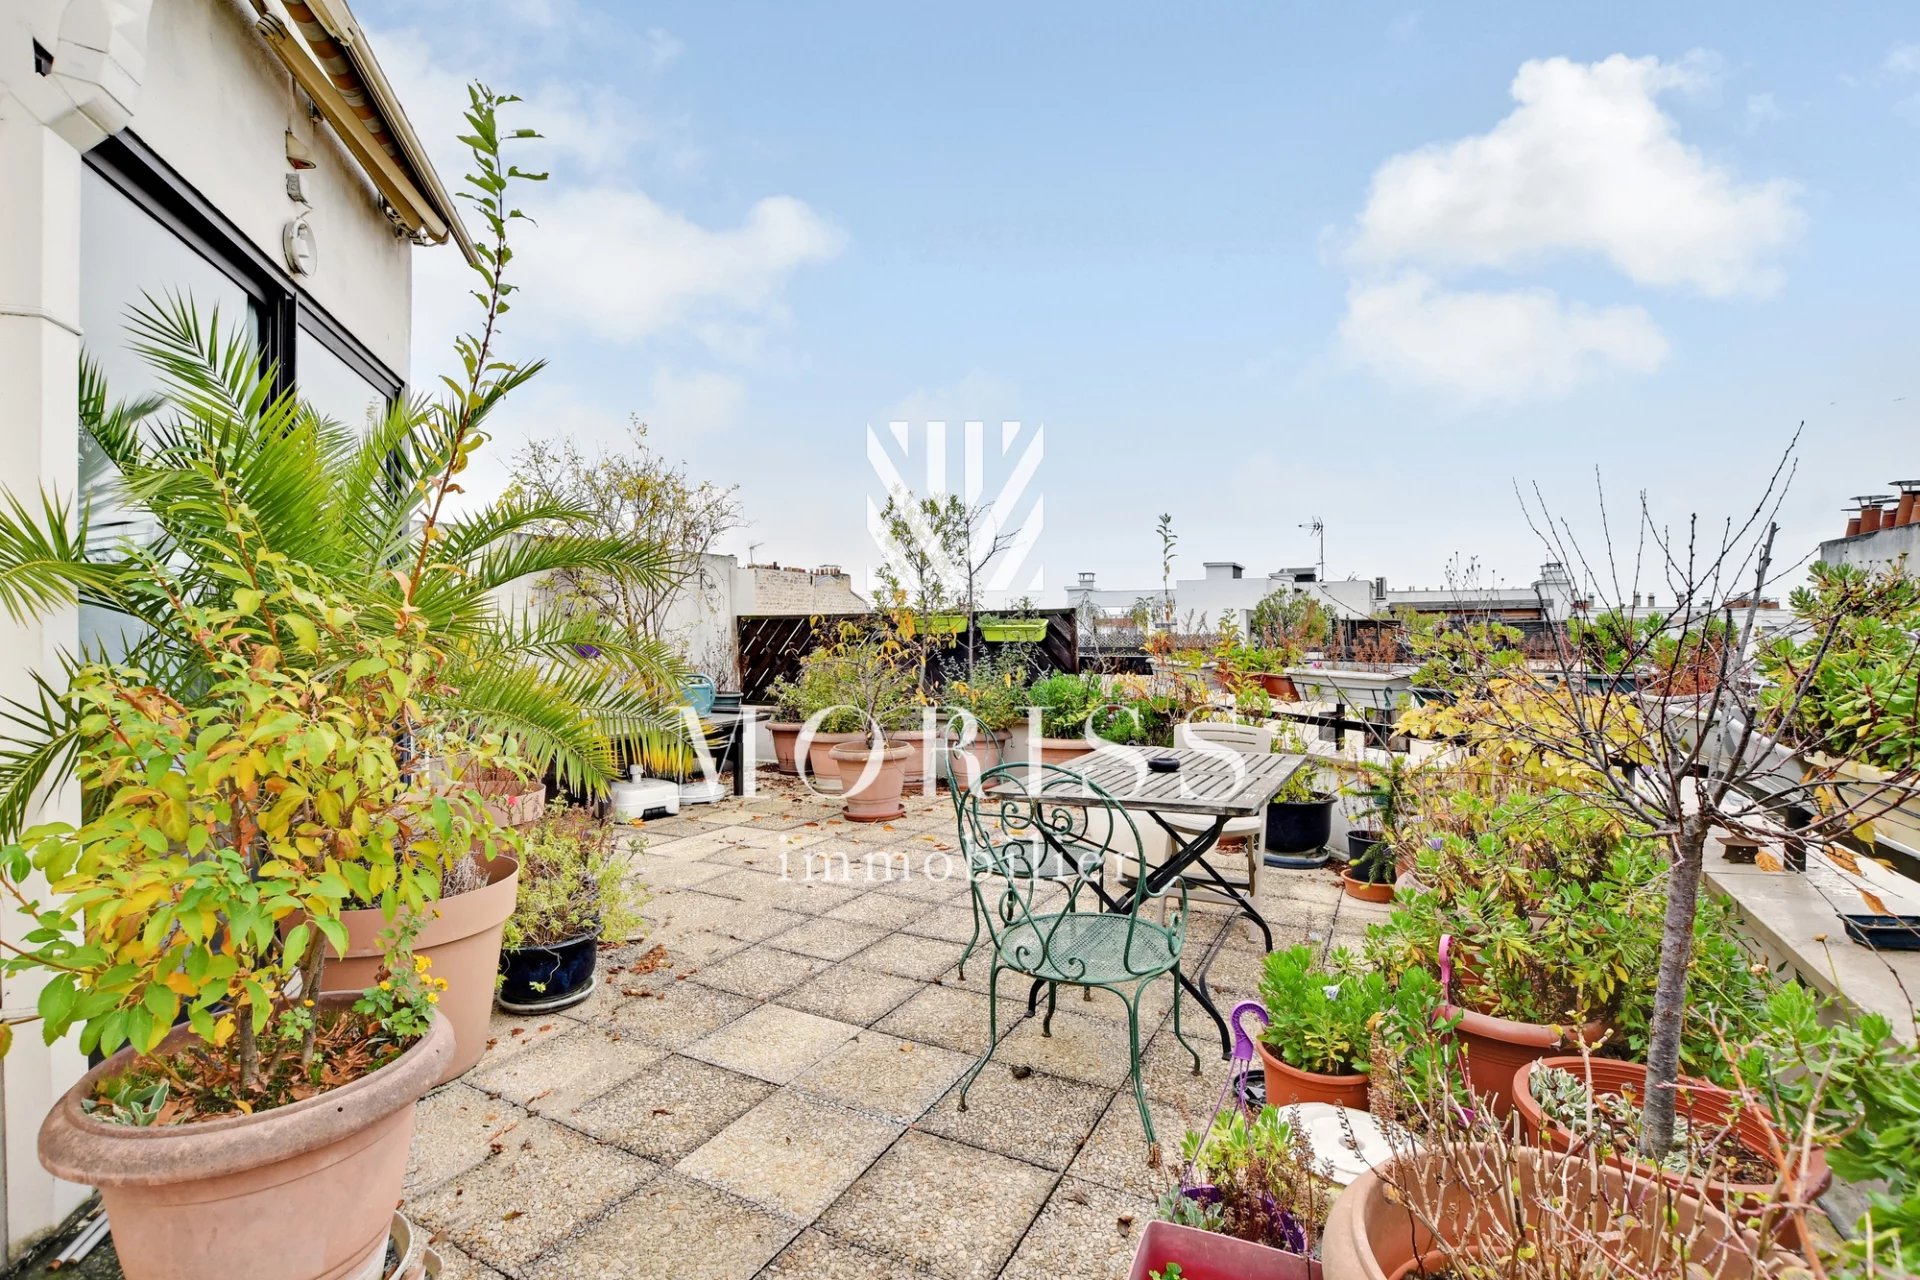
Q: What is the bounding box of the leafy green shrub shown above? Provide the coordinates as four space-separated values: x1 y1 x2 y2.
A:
1757 561 1920 769
1025 672 1104 738
1258 945 1385 1075
504 804 649 950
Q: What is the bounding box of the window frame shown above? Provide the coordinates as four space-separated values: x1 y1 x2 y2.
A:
83 131 405 409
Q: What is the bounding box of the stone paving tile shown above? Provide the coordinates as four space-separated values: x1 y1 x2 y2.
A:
760 1229 938 1280
817 1131 1057 1280
408 1083 530 1192
428 1242 508 1280
774 961 923 1026
602 983 759 1049
469 1023 664 1119
408 1117 658 1271
1066 1091 1203 1201
628 857 735 891
994 1007 1138 1089
765 915 889 961
848 932 963 981
872 982 1024 1054
1139 1021 1235 1113
918 1064 1112 1171
898 901 982 944
569 1054 776 1163
643 925 753 967
789 1028 973 1123
683 943 832 1002
678 1089 903 1218
524 1172 797 1280
1001 1176 1156 1280
825 890 936 931
684 1003 863 1085
472 1012 579 1073
643 833 738 862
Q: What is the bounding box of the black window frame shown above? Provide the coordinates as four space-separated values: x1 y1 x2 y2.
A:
83 130 405 409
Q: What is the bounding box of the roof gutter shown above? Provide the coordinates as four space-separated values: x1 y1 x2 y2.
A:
248 0 477 267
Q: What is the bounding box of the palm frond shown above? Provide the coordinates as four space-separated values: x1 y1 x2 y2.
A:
0 666 83 841
0 489 126 622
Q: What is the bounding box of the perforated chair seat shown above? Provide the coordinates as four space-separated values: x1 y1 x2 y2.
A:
998 912 1181 985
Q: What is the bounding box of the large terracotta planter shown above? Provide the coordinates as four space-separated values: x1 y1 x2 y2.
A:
830 740 912 822
1256 1039 1369 1110
893 729 937 789
474 780 546 828
1446 1005 1607 1115
1258 672 1301 701
1129 1219 1322 1280
944 728 1010 791
799 729 865 792
1318 1146 1782 1280
1512 1057 1832 1222
39 1000 451 1280
1340 868 1395 904
1033 735 1098 766
767 722 804 775
321 855 519 1084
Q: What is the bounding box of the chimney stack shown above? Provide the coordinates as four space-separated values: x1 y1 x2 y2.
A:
1894 481 1920 529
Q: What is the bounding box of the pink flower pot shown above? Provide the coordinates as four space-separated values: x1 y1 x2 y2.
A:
1129 1219 1322 1280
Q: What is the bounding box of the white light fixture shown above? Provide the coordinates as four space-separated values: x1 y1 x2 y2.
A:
282 215 318 276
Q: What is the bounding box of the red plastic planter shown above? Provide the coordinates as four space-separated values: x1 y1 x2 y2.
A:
1129 1220 1322 1280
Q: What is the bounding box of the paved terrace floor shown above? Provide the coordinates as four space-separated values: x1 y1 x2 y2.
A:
411 772 1388 1280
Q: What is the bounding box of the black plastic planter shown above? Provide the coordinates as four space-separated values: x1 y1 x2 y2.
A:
1841 914 1920 951
498 933 599 1013
1345 830 1394 883
1264 795 1335 869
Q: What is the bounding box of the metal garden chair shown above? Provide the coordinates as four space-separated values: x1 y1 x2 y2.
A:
951 760 1203 1150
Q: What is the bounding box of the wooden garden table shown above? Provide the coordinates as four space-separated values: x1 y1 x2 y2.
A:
1022 747 1309 1057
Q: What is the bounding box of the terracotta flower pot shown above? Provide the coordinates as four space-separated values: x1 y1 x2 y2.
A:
1256 1039 1370 1110
1033 736 1098 766
767 722 804 774
39 999 451 1280
1129 1219 1322 1280
830 740 912 822
944 728 1010 791
1318 1146 1784 1280
800 729 865 793
1341 868 1395 904
1259 672 1301 701
892 728 937 788
1445 1005 1607 1116
474 780 546 829
1512 1057 1832 1222
321 855 519 1084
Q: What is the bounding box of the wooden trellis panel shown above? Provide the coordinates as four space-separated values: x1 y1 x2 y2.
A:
735 610 1080 703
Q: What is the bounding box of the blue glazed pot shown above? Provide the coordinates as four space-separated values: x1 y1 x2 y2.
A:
497 933 598 1013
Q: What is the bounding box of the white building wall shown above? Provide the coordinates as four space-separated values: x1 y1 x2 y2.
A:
0 0 419 1257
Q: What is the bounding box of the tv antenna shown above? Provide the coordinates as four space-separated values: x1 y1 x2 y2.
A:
1298 517 1325 581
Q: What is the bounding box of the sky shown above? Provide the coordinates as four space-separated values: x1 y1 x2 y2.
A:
358 1 1920 606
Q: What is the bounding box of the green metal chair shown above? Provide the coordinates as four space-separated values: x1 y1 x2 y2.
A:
945 741 1082 983
951 760 1202 1150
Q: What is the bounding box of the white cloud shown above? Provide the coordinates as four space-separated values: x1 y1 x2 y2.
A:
1744 92 1783 130
645 367 745 433
1348 53 1803 296
1886 42 1920 76
1338 272 1669 403
642 28 685 70
512 189 844 346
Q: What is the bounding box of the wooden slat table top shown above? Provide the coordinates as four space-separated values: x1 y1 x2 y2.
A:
1023 749 1308 817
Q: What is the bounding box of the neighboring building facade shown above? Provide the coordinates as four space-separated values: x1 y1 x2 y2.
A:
1067 559 1579 634
1820 485 1920 574
1 0 463 1256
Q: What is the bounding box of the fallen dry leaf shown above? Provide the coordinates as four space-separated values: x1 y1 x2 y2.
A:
1828 846 1863 876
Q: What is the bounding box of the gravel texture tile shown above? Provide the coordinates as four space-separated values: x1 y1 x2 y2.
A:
789 1029 973 1123
847 932 961 982
817 1131 1057 1280
645 925 753 967
683 944 831 1002
765 916 889 962
994 1007 1138 1089
426 1242 508 1280
645 890 742 931
898 903 983 944
871 983 1022 1054
602 983 759 1050
703 902 812 945
1139 1021 1233 1112
1065 1091 1205 1199
628 858 735 890
473 1012 578 1072
918 1064 1111 1170
469 1023 664 1119
407 1084 530 1193
1045 977 1175 1028
688 808 763 828
523 1172 796 1280
774 962 923 1026
678 1090 902 1218
693 841 789 871
684 1003 862 1084
825 891 935 931
406 1117 657 1271
760 1229 938 1280
1000 1177 1155 1280
569 1054 776 1162
643 833 737 862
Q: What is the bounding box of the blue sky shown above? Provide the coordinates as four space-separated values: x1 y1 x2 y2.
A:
362 2 1920 603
